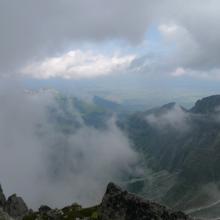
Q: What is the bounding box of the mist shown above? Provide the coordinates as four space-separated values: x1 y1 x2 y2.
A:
145 104 191 133
0 80 139 209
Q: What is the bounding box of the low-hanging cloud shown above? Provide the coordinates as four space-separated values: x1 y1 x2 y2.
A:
146 104 191 133
0 81 139 209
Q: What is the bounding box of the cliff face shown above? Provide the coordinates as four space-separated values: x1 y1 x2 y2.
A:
119 95 220 213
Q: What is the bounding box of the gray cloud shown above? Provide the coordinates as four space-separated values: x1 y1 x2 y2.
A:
154 0 220 73
128 0 220 77
0 0 154 73
166 0 220 71
146 104 191 133
0 81 139 209
1 0 220 76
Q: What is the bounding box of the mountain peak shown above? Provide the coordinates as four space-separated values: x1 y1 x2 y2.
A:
159 102 178 112
191 95 220 114
145 102 187 116
105 182 122 195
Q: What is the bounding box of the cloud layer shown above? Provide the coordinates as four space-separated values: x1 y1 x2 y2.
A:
22 50 135 79
0 81 139 209
1 0 220 80
0 0 152 74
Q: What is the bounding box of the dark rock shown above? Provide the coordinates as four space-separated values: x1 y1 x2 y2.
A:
5 194 28 218
100 182 195 220
0 184 6 208
39 205 52 214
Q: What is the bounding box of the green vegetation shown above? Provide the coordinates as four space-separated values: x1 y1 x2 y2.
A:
62 204 100 220
23 205 101 220
23 213 37 220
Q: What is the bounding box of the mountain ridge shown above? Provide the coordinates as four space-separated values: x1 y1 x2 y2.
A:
191 95 220 114
118 94 220 219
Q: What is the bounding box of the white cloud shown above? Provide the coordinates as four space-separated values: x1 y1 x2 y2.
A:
170 68 220 80
158 24 179 38
172 67 186 77
22 50 135 79
146 104 190 132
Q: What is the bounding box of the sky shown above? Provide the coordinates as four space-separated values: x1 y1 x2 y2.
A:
1 0 220 107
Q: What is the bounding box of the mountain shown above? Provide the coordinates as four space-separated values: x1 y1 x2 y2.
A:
0 183 195 220
46 93 220 218
119 95 220 219
191 95 220 114
93 96 121 112
10 92 220 219
48 94 113 133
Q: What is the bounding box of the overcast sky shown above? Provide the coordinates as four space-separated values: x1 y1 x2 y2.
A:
1 0 220 103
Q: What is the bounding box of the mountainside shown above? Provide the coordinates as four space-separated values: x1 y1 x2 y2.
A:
0 183 196 220
119 95 220 219
48 94 112 133
93 96 121 112
191 95 220 114
3 93 218 219
47 93 220 219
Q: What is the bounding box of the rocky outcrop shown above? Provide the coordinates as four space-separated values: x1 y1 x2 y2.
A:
100 183 195 220
38 205 52 214
0 184 29 220
0 184 6 208
5 194 28 219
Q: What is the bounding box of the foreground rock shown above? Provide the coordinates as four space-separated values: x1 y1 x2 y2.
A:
0 182 199 220
0 184 29 220
5 194 28 219
100 183 195 220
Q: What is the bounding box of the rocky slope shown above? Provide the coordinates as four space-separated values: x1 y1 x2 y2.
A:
0 183 196 220
0 185 28 220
